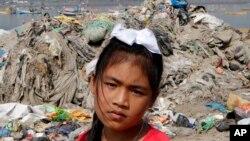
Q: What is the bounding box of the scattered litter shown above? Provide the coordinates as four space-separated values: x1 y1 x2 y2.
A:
205 102 227 113
201 116 217 131
191 13 224 30
227 94 250 110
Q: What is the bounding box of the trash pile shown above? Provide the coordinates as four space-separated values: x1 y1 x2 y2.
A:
0 14 99 107
0 103 92 141
0 0 250 140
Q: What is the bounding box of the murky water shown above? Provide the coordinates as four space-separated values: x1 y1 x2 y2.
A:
203 3 250 28
0 0 250 30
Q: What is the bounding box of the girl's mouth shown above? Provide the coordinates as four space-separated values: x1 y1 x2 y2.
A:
108 110 127 121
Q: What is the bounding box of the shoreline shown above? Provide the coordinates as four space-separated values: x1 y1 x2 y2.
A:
238 27 250 33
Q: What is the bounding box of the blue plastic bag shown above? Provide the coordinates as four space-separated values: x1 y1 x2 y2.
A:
205 102 227 113
171 0 188 8
0 49 5 57
0 128 11 137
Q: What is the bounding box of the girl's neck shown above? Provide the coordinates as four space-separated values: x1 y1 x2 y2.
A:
102 121 149 141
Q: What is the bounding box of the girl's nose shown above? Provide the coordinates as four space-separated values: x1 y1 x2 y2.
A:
112 88 129 109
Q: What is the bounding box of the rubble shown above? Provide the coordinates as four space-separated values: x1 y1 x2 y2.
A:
0 0 250 140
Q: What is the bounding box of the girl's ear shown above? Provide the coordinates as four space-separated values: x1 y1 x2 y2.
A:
89 73 96 95
150 90 160 107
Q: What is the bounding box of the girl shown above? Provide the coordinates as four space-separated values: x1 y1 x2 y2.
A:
78 24 170 141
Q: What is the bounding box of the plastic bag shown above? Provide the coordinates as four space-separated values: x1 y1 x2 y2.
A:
0 49 4 57
83 20 113 43
44 35 62 57
51 107 72 121
205 102 227 113
227 94 250 110
201 116 217 131
191 13 224 30
238 118 250 125
55 15 80 24
0 128 11 137
171 0 188 8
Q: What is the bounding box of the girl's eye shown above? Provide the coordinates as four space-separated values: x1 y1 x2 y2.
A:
131 89 144 96
105 82 117 88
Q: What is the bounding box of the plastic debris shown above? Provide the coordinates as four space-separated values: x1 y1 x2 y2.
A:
234 107 250 119
85 58 98 79
237 118 250 125
201 116 217 131
174 113 190 127
44 122 80 136
205 102 227 113
0 29 10 36
0 62 5 68
50 107 72 121
0 49 4 57
191 13 224 30
1 137 14 141
0 128 11 137
68 109 92 122
227 94 250 110
171 0 188 9
215 118 235 132
83 20 113 43
55 15 80 24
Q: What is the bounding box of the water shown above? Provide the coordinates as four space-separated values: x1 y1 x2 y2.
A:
0 0 250 30
202 3 250 28
0 14 41 30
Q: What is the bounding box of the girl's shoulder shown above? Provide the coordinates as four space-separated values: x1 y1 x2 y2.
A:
143 126 171 141
77 130 88 141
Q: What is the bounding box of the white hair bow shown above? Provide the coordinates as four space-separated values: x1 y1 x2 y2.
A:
110 23 161 55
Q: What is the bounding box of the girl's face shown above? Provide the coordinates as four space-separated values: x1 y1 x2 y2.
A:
91 60 154 131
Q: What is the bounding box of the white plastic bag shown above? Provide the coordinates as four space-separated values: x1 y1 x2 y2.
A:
191 13 224 30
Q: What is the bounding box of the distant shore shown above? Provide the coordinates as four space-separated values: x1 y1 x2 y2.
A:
0 1 250 30
238 28 250 33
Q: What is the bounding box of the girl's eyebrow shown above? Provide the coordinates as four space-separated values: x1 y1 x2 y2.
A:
129 85 149 91
103 76 122 84
103 76 150 91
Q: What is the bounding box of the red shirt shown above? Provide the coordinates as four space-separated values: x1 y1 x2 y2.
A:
77 126 170 141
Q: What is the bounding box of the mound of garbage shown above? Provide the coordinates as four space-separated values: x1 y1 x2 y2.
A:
0 0 250 140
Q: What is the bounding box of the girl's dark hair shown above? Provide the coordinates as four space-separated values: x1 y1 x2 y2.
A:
86 37 163 141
